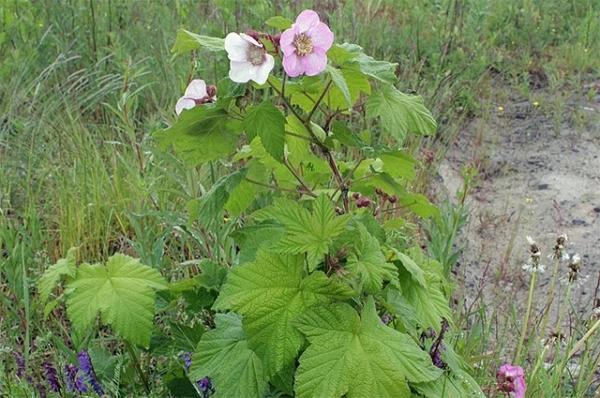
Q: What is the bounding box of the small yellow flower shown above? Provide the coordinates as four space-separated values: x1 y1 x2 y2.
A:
497 106 504 113
532 101 540 107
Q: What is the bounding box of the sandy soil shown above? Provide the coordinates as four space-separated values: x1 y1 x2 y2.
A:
439 85 600 322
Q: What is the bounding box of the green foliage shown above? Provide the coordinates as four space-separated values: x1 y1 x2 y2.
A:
244 101 286 161
172 29 225 55
294 298 442 397
265 16 293 30
66 254 167 347
38 247 78 304
154 105 241 165
190 313 268 398
367 85 437 142
346 224 397 293
214 250 354 377
255 195 350 270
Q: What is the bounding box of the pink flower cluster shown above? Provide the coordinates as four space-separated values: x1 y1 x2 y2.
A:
497 364 526 398
175 9 334 116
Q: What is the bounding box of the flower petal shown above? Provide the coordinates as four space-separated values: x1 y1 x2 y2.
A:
240 32 262 47
175 97 195 115
224 32 249 62
282 54 303 77
295 9 320 32
252 54 274 85
184 79 207 99
280 28 297 55
229 61 252 83
309 22 334 51
300 50 328 76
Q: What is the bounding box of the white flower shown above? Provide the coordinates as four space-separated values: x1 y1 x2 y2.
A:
522 262 546 274
571 253 582 266
548 251 570 262
175 79 215 115
526 236 536 245
224 33 274 85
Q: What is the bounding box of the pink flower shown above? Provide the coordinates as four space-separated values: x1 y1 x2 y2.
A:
497 364 526 398
280 10 334 77
175 79 216 115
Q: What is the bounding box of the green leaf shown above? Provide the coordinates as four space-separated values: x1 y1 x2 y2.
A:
230 221 286 264
327 65 371 110
244 101 286 161
265 16 293 30
38 247 77 304
398 269 451 330
331 44 398 83
154 105 240 165
379 151 416 181
171 29 224 55
392 249 426 287
214 251 354 377
190 313 268 398
399 192 440 219
414 370 485 398
294 298 442 398
254 195 350 270
330 120 367 148
196 260 227 292
189 169 247 225
366 85 437 142
66 254 167 347
327 65 352 108
346 224 397 293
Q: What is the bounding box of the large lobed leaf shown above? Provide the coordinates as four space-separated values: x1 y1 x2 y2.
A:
214 250 354 377
190 313 267 398
254 194 350 270
366 85 437 142
154 104 241 165
294 298 442 398
38 247 77 304
171 29 224 55
346 223 398 293
66 254 167 347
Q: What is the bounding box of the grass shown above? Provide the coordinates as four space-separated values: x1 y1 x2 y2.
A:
1 0 600 396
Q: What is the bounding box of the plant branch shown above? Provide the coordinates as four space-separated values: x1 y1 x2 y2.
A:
126 342 150 394
244 177 299 195
283 158 316 197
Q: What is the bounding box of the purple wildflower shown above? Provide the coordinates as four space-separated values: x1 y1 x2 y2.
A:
36 383 47 398
13 352 26 378
429 319 449 369
180 352 192 373
77 351 104 396
43 361 61 393
64 364 89 393
197 376 214 398
380 314 392 325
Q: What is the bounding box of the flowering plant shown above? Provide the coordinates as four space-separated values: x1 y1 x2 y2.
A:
152 8 485 398
38 9 484 398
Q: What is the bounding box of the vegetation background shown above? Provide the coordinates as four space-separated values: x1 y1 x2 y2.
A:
1 0 599 396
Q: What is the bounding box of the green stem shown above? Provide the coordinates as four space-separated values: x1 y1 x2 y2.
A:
126 342 150 394
21 243 30 363
554 281 573 334
515 271 537 363
566 318 600 360
307 79 332 122
540 255 561 335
